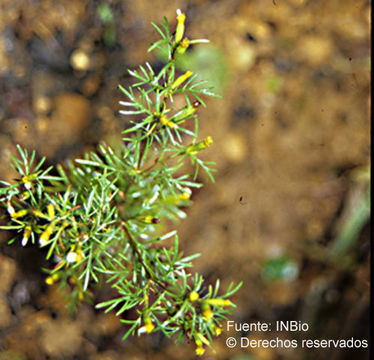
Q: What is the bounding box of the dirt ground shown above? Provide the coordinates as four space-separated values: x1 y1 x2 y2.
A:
0 0 370 359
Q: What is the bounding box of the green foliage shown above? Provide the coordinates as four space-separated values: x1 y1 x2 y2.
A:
330 165 370 258
0 10 241 355
97 2 116 46
261 256 299 282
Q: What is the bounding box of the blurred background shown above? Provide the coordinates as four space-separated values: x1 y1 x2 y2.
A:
0 0 370 359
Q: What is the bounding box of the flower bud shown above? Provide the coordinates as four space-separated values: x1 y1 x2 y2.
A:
22 225 32 247
11 209 28 219
171 71 193 89
32 209 46 218
204 298 232 307
45 273 59 285
48 203 55 220
186 136 213 155
7 202 15 215
39 224 54 246
175 9 186 44
172 105 196 124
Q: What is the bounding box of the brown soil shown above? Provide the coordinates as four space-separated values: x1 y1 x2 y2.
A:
0 1 370 359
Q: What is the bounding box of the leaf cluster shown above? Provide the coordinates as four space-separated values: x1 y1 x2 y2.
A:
0 10 241 355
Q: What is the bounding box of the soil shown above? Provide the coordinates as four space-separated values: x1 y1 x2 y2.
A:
0 1 370 359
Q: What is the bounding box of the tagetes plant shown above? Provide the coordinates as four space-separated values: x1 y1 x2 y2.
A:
0 10 242 355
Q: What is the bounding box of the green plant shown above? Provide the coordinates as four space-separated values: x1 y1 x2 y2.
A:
329 165 370 258
0 10 241 356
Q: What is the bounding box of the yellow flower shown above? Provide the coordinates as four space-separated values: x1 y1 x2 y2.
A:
22 225 32 247
159 115 175 128
144 215 154 224
48 203 55 220
139 215 160 224
213 325 222 336
204 298 232 307
39 224 54 246
179 191 191 200
171 71 193 89
45 276 54 285
189 291 200 302
180 38 189 49
11 209 28 219
45 273 59 285
203 306 213 321
160 115 169 126
145 322 155 333
195 346 205 356
203 136 213 147
186 136 213 155
175 9 186 44
22 174 37 190
176 37 190 55
144 316 155 333
32 209 46 218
